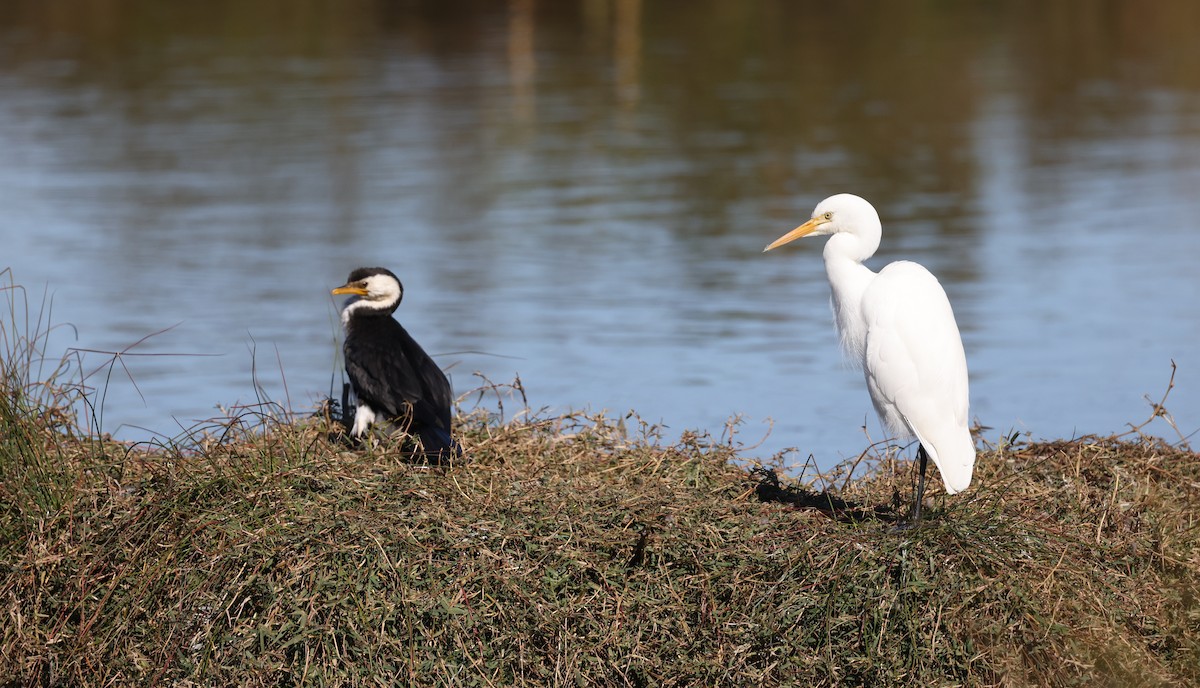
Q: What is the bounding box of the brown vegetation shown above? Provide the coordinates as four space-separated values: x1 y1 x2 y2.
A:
2 387 1198 685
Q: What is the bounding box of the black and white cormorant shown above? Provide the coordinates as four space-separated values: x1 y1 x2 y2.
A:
331 267 461 461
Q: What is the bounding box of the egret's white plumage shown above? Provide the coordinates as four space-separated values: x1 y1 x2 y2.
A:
765 193 975 510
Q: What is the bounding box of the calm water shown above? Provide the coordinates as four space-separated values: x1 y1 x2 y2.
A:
3 1 1199 468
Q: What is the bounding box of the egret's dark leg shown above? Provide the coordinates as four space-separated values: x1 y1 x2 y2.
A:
910 445 929 524
890 445 929 532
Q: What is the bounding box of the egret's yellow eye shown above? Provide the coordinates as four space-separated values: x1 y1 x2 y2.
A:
823 212 833 220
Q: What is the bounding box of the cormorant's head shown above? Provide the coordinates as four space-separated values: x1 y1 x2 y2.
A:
332 267 404 316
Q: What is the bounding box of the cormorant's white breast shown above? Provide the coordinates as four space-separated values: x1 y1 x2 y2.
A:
332 267 460 461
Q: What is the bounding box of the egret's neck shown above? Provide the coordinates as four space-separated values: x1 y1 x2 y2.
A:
822 233 878 363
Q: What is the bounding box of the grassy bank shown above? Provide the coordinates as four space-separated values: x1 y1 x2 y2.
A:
3 397 1198 686
2 278 1198 685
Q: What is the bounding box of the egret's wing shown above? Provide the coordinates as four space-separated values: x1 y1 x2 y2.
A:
862 261 975 493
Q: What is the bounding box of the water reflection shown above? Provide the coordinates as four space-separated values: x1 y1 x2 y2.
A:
2 0 1198 465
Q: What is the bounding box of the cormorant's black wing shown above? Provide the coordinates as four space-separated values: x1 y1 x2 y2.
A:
343 316 453 434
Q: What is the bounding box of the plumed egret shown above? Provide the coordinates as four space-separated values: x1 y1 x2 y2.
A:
764 194 975 523
332 267 461 462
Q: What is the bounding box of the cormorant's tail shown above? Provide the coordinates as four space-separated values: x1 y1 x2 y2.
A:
413 425 463 465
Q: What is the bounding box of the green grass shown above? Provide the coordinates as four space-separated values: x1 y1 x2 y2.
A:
2 272 1198 686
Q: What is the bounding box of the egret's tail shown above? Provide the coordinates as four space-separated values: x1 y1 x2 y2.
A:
927 429 976 495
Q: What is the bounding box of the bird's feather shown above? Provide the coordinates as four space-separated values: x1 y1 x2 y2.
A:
861 261 974 493
343 314 458 456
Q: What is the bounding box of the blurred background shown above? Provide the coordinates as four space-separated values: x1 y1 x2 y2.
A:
2 0 1198 468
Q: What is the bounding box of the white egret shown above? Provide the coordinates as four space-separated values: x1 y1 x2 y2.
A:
764 194 975 524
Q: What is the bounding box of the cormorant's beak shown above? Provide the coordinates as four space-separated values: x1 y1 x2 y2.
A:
763 216 825 252
331 284 369 296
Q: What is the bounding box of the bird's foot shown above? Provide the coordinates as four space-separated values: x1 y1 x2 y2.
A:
887 519 924 534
